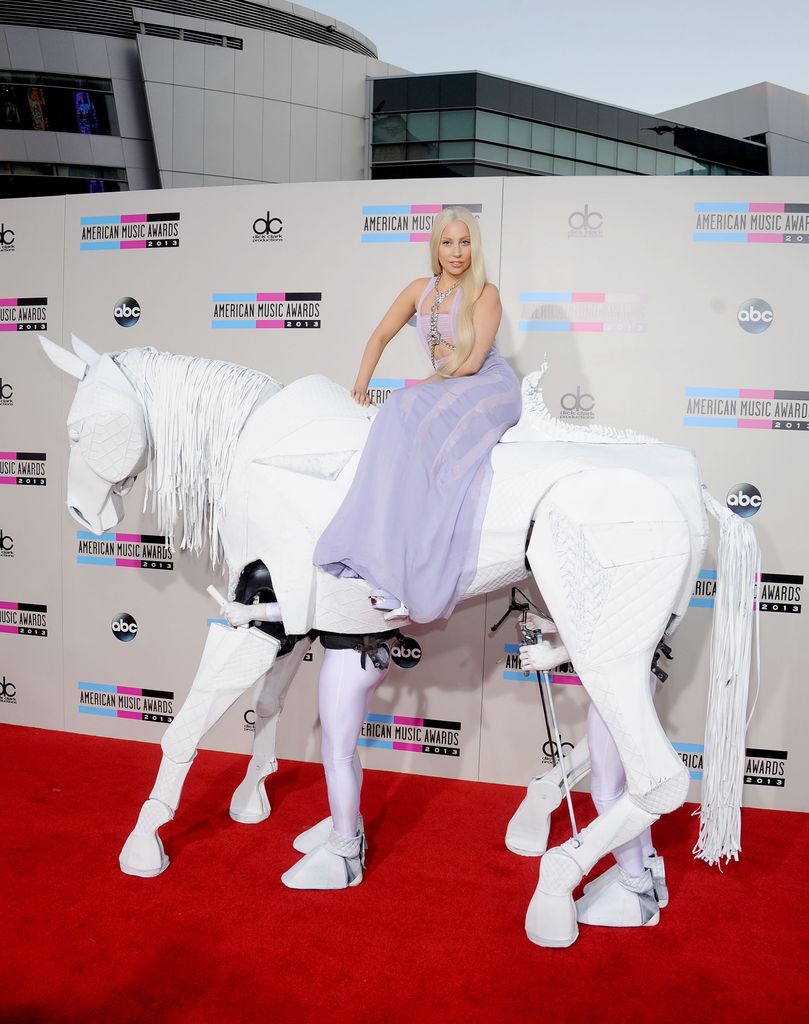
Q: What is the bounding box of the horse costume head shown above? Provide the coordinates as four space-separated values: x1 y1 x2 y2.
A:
39 334 148 533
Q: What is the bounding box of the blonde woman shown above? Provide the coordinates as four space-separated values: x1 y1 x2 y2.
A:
314 206 521 623
280 209 522 889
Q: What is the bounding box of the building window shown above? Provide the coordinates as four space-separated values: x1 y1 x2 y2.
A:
508 117 532 149
407 111 439 142
439 141 474 158
0 161 127 198
477 111 507 144
553 128 575 158
439 109 475 140
596 137 617 167
636 148 657 175
0 72 119 136
372 114 406 144
475 141 506 163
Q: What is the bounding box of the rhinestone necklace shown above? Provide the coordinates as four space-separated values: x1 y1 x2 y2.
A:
428 275 459 368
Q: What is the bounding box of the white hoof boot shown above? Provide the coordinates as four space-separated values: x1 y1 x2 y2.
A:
281 830 365 890
505 778 563 856
293 814 364 854
525 849 582 948
229 757 278 824
576 868 659 928
119 799 173 877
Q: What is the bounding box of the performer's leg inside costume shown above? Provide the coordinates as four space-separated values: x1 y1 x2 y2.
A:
281 644 389 889
319 647 389 838
587 675 659 878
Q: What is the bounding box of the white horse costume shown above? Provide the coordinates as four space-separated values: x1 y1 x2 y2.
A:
40 336 757 948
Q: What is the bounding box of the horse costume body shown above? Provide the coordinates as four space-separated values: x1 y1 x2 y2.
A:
41 336 757 948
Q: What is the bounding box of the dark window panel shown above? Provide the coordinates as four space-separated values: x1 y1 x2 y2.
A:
477 74 510 113
372 143 406 162
508 81 533 118
617 108 639 144
637 114 666 149
596 104 619 139
372 114 406 143
555 92 576 128
407 76 441 110
440 73 477 108
371 77 407 113
407 111 439 142
532 89 556 122
575 98 598 134
407 141 439 160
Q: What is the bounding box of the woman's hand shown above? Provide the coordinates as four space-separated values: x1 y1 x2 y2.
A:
351 387 373 406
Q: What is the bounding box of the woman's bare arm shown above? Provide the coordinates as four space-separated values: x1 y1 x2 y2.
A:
352 279 425 405
446 283 501 378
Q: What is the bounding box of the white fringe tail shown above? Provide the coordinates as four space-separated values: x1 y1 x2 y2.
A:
694 488 760 866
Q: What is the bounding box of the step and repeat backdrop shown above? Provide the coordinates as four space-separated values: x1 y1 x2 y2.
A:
1 176 806 812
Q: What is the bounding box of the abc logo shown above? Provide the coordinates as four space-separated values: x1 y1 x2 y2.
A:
0 676 16 699
737 298 773 334
390 637 422 669
0 378 13 400
726 483 762 518
114 297 141 328
0 529 13 553
111 611 139 641
0 223 15 246
253 211 283 235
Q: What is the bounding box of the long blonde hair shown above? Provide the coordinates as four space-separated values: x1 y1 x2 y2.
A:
428 206 487 377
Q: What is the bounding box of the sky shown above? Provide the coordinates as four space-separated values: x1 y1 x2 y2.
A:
307 0 808 115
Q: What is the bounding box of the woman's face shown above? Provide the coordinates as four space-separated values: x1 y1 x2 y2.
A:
438 220 472 279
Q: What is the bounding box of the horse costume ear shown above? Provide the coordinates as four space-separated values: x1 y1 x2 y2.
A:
38 334 88 380
70 334 101 367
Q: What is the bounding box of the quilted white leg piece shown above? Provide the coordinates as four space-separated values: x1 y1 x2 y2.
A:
576 866 660 927
230 636 313 824
294 810 364 854
119 623 280 876
281 829 365 890
523 471 692 946
505 736 591 856
582 851 669 908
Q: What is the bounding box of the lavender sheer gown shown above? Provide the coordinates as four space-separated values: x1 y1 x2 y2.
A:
313 280 521 623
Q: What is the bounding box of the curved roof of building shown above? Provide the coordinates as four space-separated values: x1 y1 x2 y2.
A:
1 0 377 58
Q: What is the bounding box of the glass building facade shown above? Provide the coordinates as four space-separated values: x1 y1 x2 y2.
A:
371 73 769 179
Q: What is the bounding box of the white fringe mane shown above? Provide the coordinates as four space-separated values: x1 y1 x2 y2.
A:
117 348 280 566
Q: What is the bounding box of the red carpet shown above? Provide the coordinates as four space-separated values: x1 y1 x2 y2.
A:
1 723 807 1024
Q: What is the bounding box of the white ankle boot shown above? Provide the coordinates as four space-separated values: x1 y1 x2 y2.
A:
281 830 365 890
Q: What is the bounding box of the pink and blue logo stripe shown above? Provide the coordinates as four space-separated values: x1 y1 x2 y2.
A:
78 681 174 722
684 387 809 430
211 292 320 329
79 213 180 250
361 203 483 242
0 297 47 331
693 202 809 243
518 292 644 332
